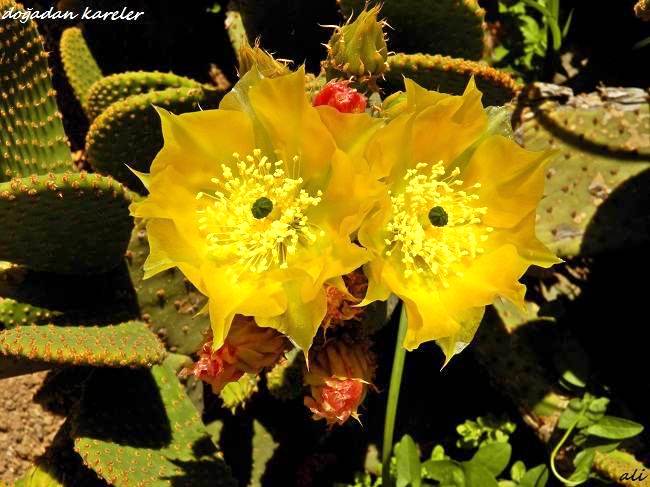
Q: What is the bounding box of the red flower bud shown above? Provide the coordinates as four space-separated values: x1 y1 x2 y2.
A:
322 270 369 329
313 80 367 113
304 339 376 426
181 315 289 393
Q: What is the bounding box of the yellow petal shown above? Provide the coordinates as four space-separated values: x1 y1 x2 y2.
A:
316 106 383 158
462 135 551 229
248 68 336 184
404 77 451 112
435 306 485 367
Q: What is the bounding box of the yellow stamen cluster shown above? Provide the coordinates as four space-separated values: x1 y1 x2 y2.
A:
384 161 492 285
196 150 323 273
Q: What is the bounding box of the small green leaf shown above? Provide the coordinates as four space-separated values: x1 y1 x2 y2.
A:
568 448 595 483
510 460 526 482
422 460 464 485
585 416 644 440
462 462 498 487
519 465 548 487
470 443 512 476
395 435 422 487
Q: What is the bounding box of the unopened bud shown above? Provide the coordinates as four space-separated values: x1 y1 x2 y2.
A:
238 38 291 78
326 5 388 78
313 80 367 113
181 315 289 392
304 339 376 426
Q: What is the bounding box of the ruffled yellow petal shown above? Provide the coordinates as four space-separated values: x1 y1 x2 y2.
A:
462 135 551 229
435 307 485 367
248 68 336 185
315 106 383 158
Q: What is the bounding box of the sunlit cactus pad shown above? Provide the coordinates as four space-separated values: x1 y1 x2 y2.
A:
516 85 650 257
72 362 237 487
85 71 202 121
60 27 103 110
0 321 165 372
385 53 520 106
86 86 223 191
0 0 72 182
0 172 134 274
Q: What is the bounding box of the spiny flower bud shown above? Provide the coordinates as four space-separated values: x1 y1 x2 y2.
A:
181 315 289 393
304 338 376 426
313 80 368 113
326 5 388 78
322 270 368 329
238 37 291 78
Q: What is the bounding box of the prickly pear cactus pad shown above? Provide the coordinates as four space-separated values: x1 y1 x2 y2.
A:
0 172 134 274
60 27 103 111
515 85 650 257
85 72 203 122
85 86 223 191
71 361 237 487
385 53 520 106
0 321 165 378
0 0 72 182
127 220 210 355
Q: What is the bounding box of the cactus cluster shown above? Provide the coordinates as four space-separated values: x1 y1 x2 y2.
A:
59 27 225 192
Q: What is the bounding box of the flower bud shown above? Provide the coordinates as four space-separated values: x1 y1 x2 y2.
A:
304 339 376 425
238 38 291 78
325 5 388 78
181 315 289 393
381 91 408 119
313 80 368 113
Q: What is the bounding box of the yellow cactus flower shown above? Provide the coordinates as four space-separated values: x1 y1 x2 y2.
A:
130 67 383 353
358 78 561 362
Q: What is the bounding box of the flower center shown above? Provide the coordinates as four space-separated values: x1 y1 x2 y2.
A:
384 161 492 285
196 149 323 273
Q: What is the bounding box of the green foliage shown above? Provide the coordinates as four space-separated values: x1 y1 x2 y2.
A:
339 0 486 60
85 71 202 121
550 392 644 485
491 0 573 80
0 321 165 378
456 416 517 450
71 360 237 487
127 220 211 354
384 53 520 107
0 172 134 274
341 421 548 487
0 1 72 182
86 85 222 191
60 27 102 109
515 85 650 257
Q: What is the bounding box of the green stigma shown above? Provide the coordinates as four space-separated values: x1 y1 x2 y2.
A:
251 196 274 219
428 206 448 227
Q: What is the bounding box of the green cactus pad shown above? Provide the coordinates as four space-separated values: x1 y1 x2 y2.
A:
515 85 650 257
0 297 61 329
60 27 102 110
0 264 139 330
0 321 165 378
0 1 72 182
384 53 520 106
85 86 223 191
72 361 237 487
128 220 211 354
0 172 134 274
339 0 486 60
85 71 202 121
219 373 260 413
